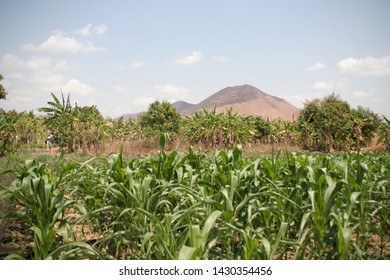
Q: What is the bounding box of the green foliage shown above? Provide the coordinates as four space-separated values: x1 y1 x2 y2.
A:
183 108 253 148
0 74 7 100
0 109 47 156
110 117 141 140
183 109 301 148
140 101 181 139
251 116 273 143
0 109 20 156
39 93 111 153
1 158 105 259
351 106 380 147
378 116 390 150
14 111 45 145
298 94 378 151
38 93 74 150
3 147 387 260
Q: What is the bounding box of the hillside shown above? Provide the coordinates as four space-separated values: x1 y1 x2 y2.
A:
117 84 300 121
115 112 143 120
179 84 299 121
171 101 195 112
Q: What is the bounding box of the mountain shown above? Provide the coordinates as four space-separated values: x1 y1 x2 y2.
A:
115 112 143 120
171 101 195 112
116 84 300 121
178 84 299 121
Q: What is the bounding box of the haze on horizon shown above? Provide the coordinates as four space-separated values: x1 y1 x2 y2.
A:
0 0 389 118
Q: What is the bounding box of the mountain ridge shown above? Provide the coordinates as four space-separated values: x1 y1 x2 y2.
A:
117 84 300 121
173 84 299 121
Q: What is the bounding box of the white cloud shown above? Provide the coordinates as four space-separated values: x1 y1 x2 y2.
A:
29 72 66 93
12 95 35 103
1 54 78 73
292 94 308 103
119 61 145 70
372 97 386 103
337 56 390 76
312 81 333 91
1 53 25 69
1 54 51 71
26 72 94 97
133 96 156 107
25 56 52 71
1 53 92 99
307 62 326 71
29 75 94 96
7 72 25 79
176 51 202 65
353 90 371 97
21 31 105 53
292 93 325 104
62 79 94 96
53 60 79 72
154 84 188 98
130 61 144 68
76 24 108 36
28 74 65 99
212 55 228 62
76 24 93 36
113 84 127 92
93 24 108 35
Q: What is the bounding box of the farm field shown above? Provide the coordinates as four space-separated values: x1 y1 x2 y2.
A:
0 143 389 260
1 92 389 260
1 1 390 269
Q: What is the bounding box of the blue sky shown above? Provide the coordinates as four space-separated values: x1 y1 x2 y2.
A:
1 0 389 118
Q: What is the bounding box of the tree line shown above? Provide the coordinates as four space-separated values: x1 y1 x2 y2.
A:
1 92 389 156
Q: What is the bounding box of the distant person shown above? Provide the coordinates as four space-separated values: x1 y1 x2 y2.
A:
27 132 33 144
45 134 52 151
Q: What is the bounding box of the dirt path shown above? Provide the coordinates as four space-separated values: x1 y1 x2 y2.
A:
29 147 61 157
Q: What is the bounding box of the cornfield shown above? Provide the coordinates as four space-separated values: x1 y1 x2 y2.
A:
1 141 389 259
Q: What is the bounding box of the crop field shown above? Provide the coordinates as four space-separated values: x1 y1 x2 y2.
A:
0 140 389 260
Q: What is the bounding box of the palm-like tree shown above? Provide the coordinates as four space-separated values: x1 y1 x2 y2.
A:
39 93 77 151
39 93 112 153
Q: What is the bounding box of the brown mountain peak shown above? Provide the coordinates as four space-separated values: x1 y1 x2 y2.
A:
181 84 299 120
117 84 299 121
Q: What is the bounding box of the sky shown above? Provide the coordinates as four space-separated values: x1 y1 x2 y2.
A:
0 0 389 118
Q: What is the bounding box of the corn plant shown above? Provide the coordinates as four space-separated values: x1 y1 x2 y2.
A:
183 108 253 148
1 158 106 259
2 143 388 260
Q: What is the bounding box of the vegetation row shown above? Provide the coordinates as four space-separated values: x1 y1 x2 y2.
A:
1 86 389 260
1 141 389 259
1 93 390 157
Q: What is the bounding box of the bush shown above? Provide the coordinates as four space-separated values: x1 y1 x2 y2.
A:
139 101 181 139
298 94 378 151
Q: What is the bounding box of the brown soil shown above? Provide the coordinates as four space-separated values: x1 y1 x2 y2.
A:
0 202 29 259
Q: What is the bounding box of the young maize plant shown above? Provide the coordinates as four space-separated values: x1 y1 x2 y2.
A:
1 143 389 260
1 158 108 259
